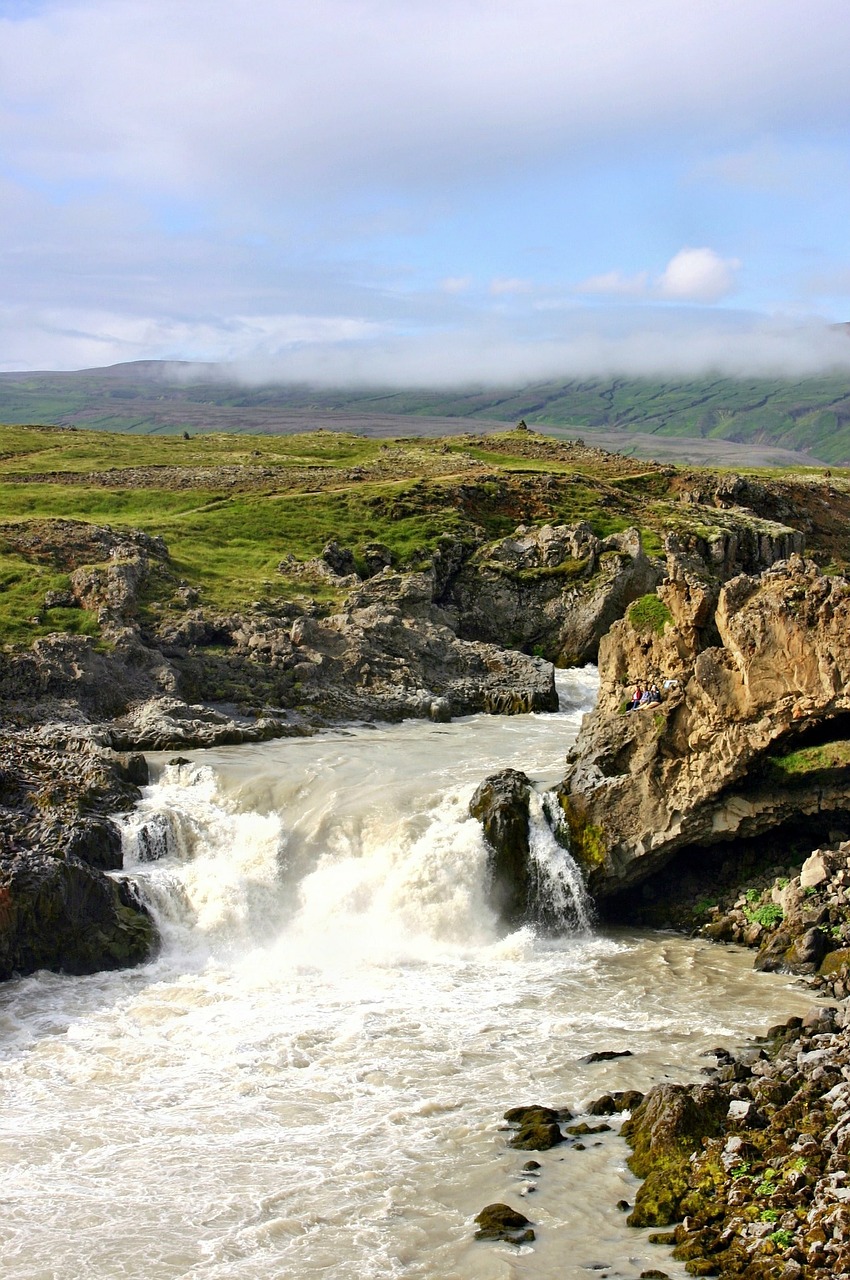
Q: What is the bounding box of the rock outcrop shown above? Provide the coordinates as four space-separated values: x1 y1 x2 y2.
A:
469 769 535 925
444 523 662 665
0 731 157 979
0 847 155 979
559 554 850 896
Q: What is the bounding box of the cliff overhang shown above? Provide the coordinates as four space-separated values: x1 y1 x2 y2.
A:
560 554 850 897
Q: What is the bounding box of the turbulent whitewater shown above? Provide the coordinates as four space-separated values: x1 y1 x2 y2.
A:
0 669 813 1279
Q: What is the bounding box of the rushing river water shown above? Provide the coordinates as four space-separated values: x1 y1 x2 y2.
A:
0 669 816 1280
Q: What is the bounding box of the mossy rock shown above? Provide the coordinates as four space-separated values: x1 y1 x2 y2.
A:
819 946 850 976
504 1105 566 1151
557 793 608 874
627 1162 691 1227
473 1203 535 1243
623 1084 728 1177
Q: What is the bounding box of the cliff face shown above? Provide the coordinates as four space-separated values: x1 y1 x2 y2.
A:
442 523 662 665
559 554 850 896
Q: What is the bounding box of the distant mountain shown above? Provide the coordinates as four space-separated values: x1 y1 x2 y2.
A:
2 360 850 464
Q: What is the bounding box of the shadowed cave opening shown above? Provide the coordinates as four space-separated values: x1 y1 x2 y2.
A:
599 813 850 929
764 710 850 759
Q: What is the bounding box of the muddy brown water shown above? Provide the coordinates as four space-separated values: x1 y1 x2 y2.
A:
0 669 815 1279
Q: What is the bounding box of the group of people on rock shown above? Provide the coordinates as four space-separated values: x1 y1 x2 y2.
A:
626 681 662 711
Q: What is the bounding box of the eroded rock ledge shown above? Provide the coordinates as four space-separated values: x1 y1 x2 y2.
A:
559 553 850 897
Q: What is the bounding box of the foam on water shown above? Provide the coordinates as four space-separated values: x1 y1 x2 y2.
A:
0 668 815 1280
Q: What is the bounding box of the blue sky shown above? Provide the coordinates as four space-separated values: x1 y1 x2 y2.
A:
1 0 850 381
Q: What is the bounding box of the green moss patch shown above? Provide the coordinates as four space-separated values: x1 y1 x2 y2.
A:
627 593 673 636
766 739 850 780
0 551 100 644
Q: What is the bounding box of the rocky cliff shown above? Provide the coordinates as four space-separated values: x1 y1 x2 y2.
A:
559 553 850 896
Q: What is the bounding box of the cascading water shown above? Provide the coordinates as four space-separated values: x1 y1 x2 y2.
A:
0 668 816 1280
526 791 595 933
123 746 593 954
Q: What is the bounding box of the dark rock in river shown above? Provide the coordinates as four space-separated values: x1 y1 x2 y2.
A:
473 1203 535 1243
0 848 156 979
503 1103 569 1150
580 1049 633 1063
470 769 534 926
469 768 585 930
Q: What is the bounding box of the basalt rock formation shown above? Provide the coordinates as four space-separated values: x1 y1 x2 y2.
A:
559 553 850 897
0 732 157 979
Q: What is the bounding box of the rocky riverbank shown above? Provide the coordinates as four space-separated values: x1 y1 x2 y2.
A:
468 797 850 1276
621 1003 850 1278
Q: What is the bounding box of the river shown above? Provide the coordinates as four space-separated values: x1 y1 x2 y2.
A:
0 669 815 1279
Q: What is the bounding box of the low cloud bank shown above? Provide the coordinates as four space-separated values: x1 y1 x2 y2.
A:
3 306 849 386
224 316 850 388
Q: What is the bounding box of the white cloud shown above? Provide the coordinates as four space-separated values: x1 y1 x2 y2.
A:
489 277 534 296
3 297 850 383
656 248 741 303
222 314 850 385
574 250 740 303
0 1 846 374
0 1 848 203
0 305 386 371
439 276 473 294
576 270 649 296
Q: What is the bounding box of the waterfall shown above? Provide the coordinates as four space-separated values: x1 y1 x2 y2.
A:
6 669 820 1280
118 748 595 964
526 790 595 933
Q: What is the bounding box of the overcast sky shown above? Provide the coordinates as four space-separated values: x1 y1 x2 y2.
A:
1 0 850 381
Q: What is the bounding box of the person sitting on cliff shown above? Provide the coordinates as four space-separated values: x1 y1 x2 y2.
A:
648 683 661 704
626 684 642 711
639 687 653 707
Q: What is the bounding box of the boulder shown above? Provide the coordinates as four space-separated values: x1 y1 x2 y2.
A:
503 1104 567 1150
473 1203 535 1243
0 848 157 979
470 770 534 925
622 1083 728 1227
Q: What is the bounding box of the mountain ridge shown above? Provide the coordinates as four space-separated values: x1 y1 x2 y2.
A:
2 360 850 464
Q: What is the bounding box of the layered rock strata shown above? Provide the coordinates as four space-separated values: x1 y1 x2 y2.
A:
559 554 850 897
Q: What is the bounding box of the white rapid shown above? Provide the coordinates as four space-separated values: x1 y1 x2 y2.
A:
0 670 815 1280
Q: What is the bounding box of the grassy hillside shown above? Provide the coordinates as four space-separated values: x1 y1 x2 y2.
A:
2 362 850 462
1 421 848 648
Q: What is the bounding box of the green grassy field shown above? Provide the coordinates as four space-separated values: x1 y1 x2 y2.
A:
0 421 845 646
